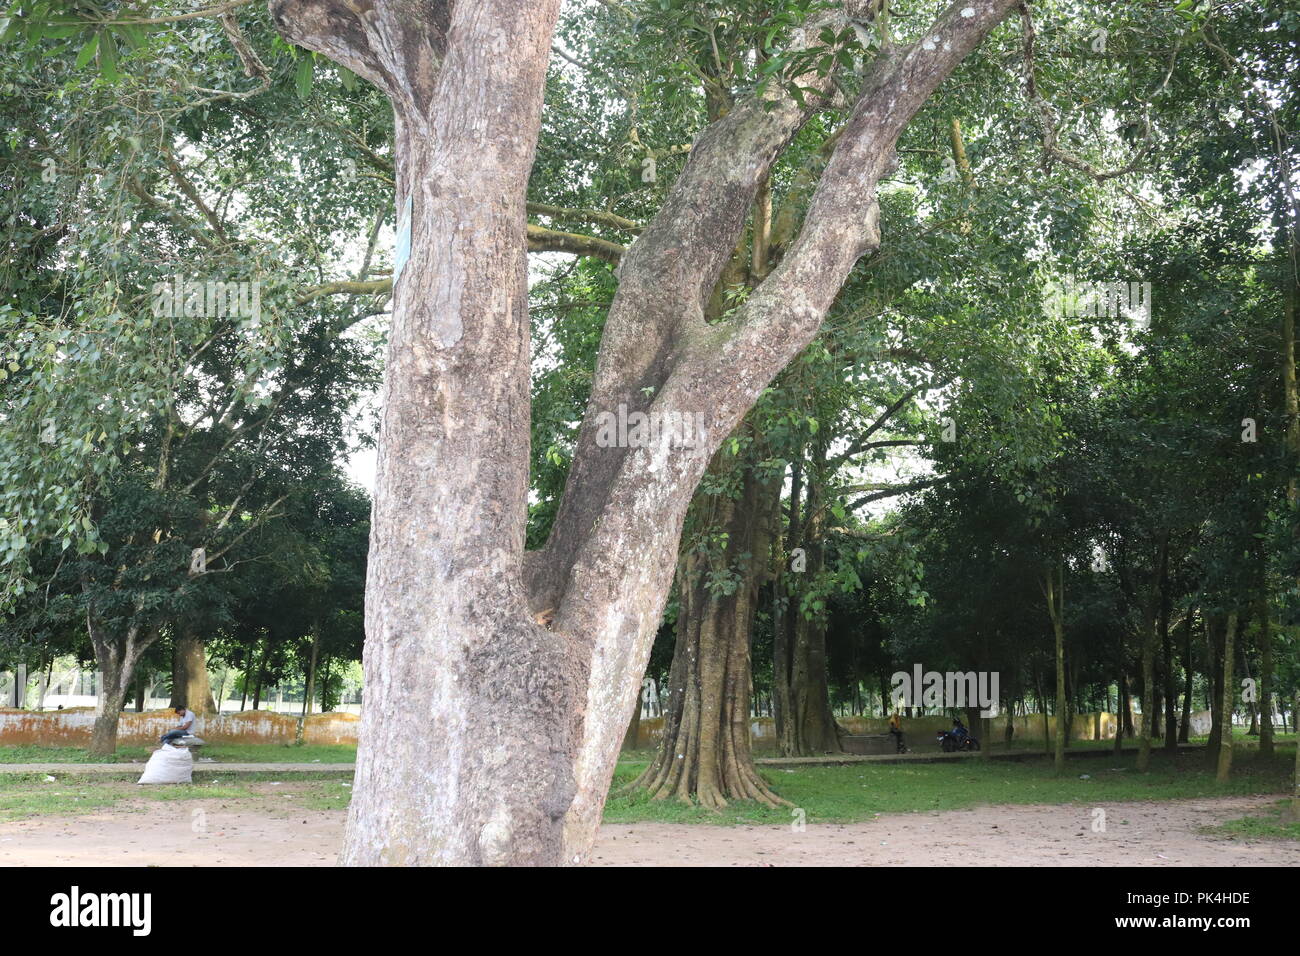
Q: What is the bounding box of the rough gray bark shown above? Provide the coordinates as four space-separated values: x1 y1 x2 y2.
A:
86 609 156 755
273 0 1019 866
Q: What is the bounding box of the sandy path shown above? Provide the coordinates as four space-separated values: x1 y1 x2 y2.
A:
0 794 1293 866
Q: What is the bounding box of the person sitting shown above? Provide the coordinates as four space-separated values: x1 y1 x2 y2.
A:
888 712 906 753
951 717 969 742
160 705 196 745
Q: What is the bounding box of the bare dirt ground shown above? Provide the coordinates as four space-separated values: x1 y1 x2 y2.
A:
1 789 1295 866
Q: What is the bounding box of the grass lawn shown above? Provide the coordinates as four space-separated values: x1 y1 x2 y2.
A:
0 772 355 823
0 743 358 764
1 737 1294 830
604 745 1298 826
1202 798 1300 841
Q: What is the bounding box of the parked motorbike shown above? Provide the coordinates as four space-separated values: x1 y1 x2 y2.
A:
935 730 980 753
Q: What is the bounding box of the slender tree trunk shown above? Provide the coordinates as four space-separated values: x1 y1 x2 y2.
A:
251 639 268 710
775 443 842 756
1258 594 1274 756
1136 543 1166 773
1293 690 1299 817
1161 563 1177 751
1114 672 1127 753
36 656 50 711
1206 615 1223 767
773 456 800 750
302 628 322 719
1042 564 1066 772
1217 612 1237 782
622 685 643 752
1179 610 1194 742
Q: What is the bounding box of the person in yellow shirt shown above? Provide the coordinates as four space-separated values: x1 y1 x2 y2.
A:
888 711 906 753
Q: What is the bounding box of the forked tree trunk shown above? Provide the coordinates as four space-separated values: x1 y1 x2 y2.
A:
272 0 1019 865
87 618 155 756
631 465 784 808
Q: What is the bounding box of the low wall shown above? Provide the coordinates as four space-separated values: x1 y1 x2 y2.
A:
624 710 1216 751
0 708 359 747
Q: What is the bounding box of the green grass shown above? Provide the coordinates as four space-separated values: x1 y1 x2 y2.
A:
0 774 257 822
1 738 1293 829
0 744 154 763
603 747 1298 826
0 743 357 764
1204 799 1300 841
294 780 355 811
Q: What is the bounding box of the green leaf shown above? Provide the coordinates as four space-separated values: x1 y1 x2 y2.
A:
97 31 119 82
74 32 99 70
116 24 147 51
296 56 314 100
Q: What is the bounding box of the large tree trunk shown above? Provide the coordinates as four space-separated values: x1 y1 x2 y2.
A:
86 615 156 756
171 628 217 715
273 0 1019 865
631 465 784 807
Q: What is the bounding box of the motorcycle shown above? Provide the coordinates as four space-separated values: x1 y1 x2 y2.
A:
935 729 980 753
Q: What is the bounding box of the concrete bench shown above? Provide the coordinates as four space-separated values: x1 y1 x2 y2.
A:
839 734 898 755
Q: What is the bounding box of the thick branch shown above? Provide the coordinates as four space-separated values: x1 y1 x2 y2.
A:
527 224 625 263
269 0 450 115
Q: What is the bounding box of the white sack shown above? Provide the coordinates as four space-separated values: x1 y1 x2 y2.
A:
137 743 194 784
